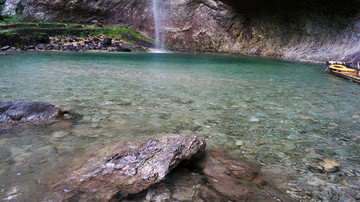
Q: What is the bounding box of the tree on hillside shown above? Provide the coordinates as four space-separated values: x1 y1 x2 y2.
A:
0 0 6 21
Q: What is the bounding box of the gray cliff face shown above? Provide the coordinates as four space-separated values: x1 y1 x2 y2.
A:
5 0 360 62
2 0 21 15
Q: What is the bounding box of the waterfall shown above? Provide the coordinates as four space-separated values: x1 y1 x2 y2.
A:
152 0 166 52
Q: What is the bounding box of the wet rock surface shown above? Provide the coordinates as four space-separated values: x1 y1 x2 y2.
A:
121 149 293 202
303 156 341 173
50 134 206 201
43 134 292 201
319 158 341 173
195 149 291 202
0 101 71 133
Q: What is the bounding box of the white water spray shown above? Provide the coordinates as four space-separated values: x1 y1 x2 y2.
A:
152 0 166 52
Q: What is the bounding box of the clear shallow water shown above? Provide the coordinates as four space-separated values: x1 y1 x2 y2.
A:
0 52 359 201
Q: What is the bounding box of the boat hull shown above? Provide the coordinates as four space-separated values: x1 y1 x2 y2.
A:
328 64 356 73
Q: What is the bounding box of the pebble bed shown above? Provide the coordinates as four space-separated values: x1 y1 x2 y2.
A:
0 52 359 201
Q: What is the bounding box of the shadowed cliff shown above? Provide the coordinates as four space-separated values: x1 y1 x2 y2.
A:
4 0 360 62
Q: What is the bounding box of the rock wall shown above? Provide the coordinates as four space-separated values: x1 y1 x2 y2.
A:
2 0 21 15
5 0 360 62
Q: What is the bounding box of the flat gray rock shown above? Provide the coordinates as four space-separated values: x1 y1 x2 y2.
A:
0 101 70 132
51 134 206 201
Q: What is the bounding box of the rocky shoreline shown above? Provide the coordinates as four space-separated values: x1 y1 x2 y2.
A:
0 34 151 53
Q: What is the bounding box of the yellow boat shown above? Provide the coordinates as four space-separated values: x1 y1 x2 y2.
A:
328 64 356 73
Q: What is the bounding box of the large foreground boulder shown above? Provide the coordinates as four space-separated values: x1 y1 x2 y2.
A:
0 101 70 132
51 134 206 201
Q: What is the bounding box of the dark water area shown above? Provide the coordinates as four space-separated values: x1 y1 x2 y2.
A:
0 52 359 201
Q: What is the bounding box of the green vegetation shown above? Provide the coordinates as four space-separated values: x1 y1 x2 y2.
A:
0 30 12 35
0 15 22 24
15 1 24 15
0 15 154 44
59 25 155 44
85 26 154 43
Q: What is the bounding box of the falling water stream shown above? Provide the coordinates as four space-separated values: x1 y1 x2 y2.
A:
152 0 166 52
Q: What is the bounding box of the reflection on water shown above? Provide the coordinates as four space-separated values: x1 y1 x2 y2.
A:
0 52 359 201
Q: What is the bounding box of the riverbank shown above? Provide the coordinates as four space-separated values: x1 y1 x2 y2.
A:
0 34 147 53
0 16 337 64
0 16 157 53
0 20 336 66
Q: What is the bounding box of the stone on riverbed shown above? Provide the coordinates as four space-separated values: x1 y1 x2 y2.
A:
120 148 292 202
194 149 292 202
51 134 206 201
319 158 341 173
0 101 71 132
303 155 341 173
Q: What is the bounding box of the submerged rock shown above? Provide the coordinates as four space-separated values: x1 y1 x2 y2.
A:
51 134 206 201
121 148 293 202
195 149 291 202
303 156 341 173
319 158 341 173
261 165 289 191
0 101 71 132
0 101 69 123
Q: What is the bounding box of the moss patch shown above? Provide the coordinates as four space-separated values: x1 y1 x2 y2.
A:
84 26 154 44
0 15 153 44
